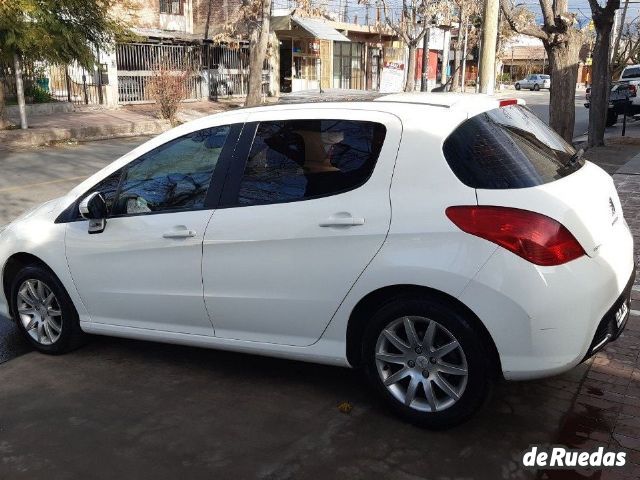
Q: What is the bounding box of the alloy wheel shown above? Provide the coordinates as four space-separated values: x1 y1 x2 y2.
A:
16 279 63 345
375 316 468 412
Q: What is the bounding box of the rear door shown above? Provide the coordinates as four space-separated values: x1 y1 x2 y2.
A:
201 109 402 346
442 104 623 256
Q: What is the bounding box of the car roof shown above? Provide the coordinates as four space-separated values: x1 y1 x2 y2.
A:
219 92 523 120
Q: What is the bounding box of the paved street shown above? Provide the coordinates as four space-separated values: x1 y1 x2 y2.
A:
0 119 640 479
496 89 590 139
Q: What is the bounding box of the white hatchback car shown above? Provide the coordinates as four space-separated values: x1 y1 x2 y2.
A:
0 93 634 428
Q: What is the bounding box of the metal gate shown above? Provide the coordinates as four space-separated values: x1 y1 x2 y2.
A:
115 43 205 104
1 61 106 106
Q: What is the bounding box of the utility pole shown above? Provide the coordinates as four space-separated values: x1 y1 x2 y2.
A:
479 0 499 94
613 0 630 63
421 26 431 91
441 27 451 85
461 17 469 92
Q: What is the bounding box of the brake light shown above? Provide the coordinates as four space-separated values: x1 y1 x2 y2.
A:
445 206 585 266
499 99 518 107
630 84 637 97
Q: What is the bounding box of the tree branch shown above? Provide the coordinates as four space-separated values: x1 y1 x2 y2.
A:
500 0 549 40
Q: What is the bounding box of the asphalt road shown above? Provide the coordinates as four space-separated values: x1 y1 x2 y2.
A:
0 136 151 364
0 107 637 479
496 88 590 139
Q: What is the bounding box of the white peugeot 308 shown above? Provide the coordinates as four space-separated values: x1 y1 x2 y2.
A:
0 93 634 428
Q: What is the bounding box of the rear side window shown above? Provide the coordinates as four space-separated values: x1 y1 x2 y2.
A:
235 119 386 206
442 105 581 189
622 67 640 79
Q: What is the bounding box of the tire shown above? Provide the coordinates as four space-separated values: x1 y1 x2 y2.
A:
10 264 86 354
515 83 520 90
606 109 618 127
362 295 492 429
533 83 540 91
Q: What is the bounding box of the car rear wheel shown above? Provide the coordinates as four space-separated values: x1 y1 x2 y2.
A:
362 296 492 429
533 83 540 91
10 264 86 354
515 83 521 90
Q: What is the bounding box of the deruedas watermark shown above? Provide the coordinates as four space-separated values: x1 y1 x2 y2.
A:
521 445 626 469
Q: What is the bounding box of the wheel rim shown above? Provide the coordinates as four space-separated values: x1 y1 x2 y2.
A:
375 316 468 413
16 279 62 345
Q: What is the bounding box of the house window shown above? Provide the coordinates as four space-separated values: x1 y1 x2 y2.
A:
160 0 183 15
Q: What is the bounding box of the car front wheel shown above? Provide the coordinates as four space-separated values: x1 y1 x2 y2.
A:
10 264 86 354
515 83 521 90
362 296 492 429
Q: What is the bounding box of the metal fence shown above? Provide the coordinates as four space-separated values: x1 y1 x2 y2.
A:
1 61 106 106
116 42 270 103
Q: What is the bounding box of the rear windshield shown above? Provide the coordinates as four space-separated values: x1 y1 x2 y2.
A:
622 67 640 79
442 105 581 189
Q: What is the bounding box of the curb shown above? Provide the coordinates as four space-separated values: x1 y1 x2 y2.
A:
0 119 171 150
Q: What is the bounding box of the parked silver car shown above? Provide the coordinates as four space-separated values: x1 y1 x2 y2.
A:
515 74 550 91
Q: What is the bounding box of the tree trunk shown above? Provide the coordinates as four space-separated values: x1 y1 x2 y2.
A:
452 43 462 92
204 0 213 39
14 53 28 130
588 18 616 147
405 43 417 92
0 82 8 130
546 33 581 142
245 0 272 107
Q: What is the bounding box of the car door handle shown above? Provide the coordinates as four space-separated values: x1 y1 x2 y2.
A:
319 214 365 227
162 228 197 239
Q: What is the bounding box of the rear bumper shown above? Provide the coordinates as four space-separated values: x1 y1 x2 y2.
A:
582 267 635 361
458 221 635 380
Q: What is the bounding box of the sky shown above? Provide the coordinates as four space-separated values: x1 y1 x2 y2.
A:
272 0 640 30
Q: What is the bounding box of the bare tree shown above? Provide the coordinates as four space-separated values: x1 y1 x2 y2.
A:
217 0 272 107
500 0 583 142
204 0 214 39
451 0 481 91
587 0 620 147
613 17 640 73
377 0 431 92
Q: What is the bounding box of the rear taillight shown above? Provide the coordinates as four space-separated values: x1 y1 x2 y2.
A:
630 84 637 97
445 206 585 266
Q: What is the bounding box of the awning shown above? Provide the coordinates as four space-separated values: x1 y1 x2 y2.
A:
291 16 350 42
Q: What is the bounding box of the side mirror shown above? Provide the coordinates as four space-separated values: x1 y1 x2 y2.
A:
79 192 107 234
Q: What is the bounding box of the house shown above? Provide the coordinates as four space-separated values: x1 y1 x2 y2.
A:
270 9 399 94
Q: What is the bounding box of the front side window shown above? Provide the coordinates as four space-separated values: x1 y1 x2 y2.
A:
234 119 386 206
110 126 229 216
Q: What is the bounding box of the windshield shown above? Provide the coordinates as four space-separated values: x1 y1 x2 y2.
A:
442 105 581 189
622 67 640 79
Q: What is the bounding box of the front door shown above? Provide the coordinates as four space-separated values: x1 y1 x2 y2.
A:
65 123 238 335
202 109 402 346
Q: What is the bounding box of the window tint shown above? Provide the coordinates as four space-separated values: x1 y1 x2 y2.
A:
112 126 230 215
442 105 581 189
235 119 386 206
622 67 640 79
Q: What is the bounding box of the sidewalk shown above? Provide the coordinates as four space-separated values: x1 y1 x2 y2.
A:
537 148 640 480
0 100 241 151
